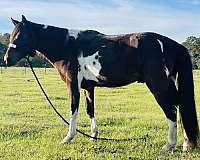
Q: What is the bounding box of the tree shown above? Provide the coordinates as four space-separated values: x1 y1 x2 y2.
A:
0 43 6 66
182 36 200 69
0 33 10 46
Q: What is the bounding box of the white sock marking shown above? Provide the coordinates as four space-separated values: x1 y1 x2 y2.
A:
90 117 99 138
157 39 164 53
69 110 78 136
162 119 177 151
91 118 98 133
62 110 78 143
168 119 177 145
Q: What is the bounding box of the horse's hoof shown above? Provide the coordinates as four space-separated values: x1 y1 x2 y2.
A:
90 131 99 141
183 140 196 151
62 134 75 144
162 143 175 151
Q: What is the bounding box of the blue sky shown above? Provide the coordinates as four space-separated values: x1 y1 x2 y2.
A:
0 0 200 42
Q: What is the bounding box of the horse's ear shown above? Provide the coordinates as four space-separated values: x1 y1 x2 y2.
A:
22 15 27 23
11 18 20 26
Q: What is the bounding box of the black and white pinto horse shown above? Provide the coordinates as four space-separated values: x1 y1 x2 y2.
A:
4 16 199 151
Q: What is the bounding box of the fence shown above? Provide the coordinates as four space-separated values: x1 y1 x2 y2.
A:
0 64 54 76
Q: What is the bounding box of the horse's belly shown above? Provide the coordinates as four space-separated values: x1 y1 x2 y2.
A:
77 50 141 88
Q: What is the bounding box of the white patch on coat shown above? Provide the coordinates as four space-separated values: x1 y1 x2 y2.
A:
43 25 48 29
68 29 81 39
8 43 16 48
157 39 164 53
164 66 170 77
62 110 78 143
77 51 102 89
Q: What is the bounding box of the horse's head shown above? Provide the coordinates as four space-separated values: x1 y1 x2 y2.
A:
4 15 36 66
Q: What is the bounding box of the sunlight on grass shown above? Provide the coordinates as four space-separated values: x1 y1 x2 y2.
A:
0 67 200 159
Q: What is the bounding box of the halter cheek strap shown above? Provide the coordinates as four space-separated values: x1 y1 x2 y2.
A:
8 43 17 48
8 42 36 57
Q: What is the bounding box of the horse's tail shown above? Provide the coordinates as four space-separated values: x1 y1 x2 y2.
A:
177 46 199 144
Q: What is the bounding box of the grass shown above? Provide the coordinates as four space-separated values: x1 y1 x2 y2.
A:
0 67 200 160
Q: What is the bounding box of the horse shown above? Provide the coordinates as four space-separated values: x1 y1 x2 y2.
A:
4 15 199 151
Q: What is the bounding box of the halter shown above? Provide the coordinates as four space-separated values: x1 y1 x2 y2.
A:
9 22 37 57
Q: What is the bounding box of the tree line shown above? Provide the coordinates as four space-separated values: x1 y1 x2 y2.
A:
0 32 200 69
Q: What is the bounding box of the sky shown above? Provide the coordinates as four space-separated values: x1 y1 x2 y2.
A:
0 0 200 42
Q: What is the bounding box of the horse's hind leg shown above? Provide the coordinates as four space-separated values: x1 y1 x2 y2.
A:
146 79 179 151
84 88 99 140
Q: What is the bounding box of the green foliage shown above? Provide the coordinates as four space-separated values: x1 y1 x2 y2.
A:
0 33 10 46
0 43 6 66
0 33 9 65
0 68 200 159
182 36 200 69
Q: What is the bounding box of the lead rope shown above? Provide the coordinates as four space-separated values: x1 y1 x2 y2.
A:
26 56 148 142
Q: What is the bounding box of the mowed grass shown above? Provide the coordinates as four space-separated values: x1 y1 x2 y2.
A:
0 67 200 160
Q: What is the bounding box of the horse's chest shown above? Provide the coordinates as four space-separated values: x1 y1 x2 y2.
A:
77 51 102 88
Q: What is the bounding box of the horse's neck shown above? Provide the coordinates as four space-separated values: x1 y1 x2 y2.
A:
33 24 68 63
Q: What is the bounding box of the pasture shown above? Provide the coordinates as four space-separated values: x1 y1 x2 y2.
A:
0 67 200 160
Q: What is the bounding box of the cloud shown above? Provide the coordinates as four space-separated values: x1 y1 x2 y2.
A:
0 0 199 42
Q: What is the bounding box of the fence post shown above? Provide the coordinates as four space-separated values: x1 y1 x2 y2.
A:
24 62 27 75
45 64 47 75
0 63 2 74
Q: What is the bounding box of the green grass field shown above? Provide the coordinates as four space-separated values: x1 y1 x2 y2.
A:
0 67 200 160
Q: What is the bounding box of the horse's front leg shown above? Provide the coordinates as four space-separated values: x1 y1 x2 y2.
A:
62 79 80 144
84 88 99 140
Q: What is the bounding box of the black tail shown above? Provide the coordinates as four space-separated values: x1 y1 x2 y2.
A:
177 46 199 144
